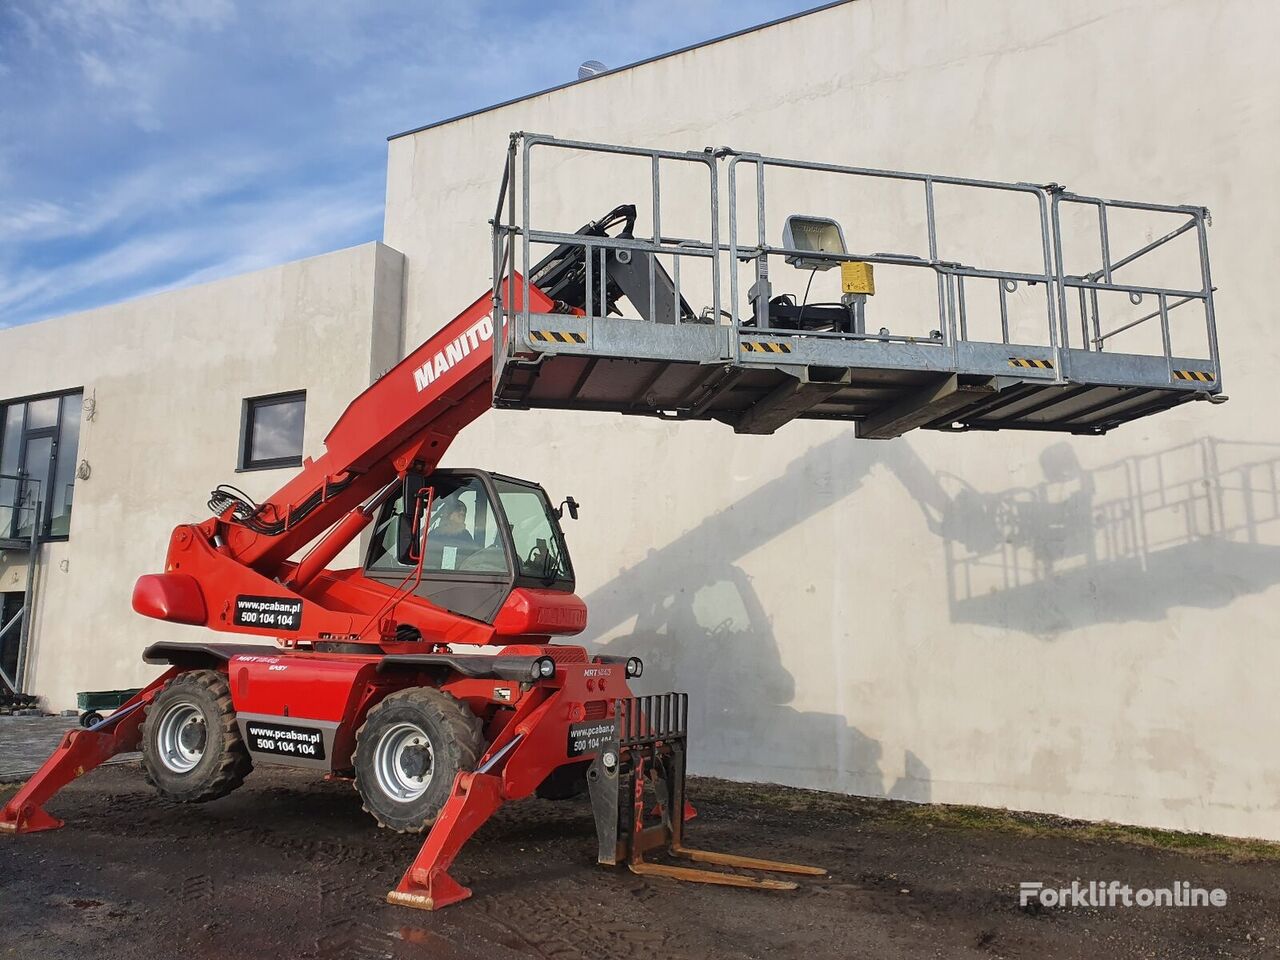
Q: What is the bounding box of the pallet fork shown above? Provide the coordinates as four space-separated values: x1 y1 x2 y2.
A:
587 694 825 889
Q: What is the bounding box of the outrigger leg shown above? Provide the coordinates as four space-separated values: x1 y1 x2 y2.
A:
0 670 175 835
386 770 505 911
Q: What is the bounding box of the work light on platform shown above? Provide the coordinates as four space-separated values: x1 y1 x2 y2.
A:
782 215 847 271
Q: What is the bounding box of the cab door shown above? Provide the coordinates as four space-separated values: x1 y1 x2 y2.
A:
363 470 515 623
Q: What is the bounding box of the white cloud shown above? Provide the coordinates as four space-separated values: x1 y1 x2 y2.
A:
0 149 282 244
148 184 385 293
0 200 70 234
0 175 385 327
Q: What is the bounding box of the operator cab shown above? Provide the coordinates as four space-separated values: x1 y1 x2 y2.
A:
364 469 576 623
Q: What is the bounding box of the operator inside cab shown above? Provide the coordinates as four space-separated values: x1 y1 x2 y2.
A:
425 498 476 570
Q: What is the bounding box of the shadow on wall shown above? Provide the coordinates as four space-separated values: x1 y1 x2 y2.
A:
923 438 1280 634
577 430 1280 795
584 435 930 801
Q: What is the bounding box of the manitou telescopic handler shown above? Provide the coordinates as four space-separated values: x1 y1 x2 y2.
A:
1 134 1223 911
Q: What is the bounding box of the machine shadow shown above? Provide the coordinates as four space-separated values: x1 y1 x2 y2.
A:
921 437 1280 634
574 431 1280 797
583 437 930 802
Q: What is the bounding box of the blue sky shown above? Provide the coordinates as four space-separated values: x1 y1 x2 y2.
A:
0 0 814 329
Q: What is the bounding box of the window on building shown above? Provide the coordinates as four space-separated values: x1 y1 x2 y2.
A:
0 389 84 541
240 391 306 471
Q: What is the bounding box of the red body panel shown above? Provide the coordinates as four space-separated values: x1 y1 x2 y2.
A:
227 653 376 724
206 644 629 785
493 588 588 636
131 572 206 625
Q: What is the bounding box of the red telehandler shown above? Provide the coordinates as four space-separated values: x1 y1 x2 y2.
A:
0 213 826 912
1 132 1223 911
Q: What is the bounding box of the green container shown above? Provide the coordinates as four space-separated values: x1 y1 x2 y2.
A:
76 688 141 713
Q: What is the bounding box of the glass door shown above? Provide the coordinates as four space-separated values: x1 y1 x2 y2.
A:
15 435 53 540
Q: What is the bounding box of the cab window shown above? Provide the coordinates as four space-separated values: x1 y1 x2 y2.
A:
367 475 509 575
494 478 572 582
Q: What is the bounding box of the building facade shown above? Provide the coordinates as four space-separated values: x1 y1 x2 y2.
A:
0 243 404 709
2 0 1277 840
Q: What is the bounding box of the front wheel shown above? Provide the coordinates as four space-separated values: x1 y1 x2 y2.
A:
141 670 253 803
353 687 485 832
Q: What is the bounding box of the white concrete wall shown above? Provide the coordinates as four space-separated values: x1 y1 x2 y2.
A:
385 0 1280 838
0 242 404 710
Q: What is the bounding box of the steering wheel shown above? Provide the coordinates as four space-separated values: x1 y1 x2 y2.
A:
457 546 507 573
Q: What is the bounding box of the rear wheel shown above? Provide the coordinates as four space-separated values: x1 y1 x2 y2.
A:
353 687 485 832
141 670 252 803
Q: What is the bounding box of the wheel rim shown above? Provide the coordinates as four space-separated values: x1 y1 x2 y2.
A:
155 701 207 773
373 721 434 803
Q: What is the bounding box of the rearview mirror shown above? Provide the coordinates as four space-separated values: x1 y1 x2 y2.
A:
555 495 579 521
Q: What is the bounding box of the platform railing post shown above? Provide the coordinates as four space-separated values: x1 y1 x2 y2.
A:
1046 190 1068 383
707 151 721 339
1196 209 1221 389
754 158 769 331
650 154 660 326
924 176 963 368
944 272 960 367
1158 292 1175 383
585 237 594 335
727 154 741 360
521 137 533 346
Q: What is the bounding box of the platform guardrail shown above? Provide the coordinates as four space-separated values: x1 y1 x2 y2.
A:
492 133 1219 394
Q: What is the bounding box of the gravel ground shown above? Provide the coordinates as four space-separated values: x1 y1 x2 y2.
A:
2 762 1278 960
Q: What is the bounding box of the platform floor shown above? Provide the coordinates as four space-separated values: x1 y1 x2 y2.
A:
496 316 1218 438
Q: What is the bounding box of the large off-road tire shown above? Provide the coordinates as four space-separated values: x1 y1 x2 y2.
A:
353 687 485 833
141 670 253 803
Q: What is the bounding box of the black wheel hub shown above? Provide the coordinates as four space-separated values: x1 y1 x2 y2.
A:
398 745 433 781
179 720 207 755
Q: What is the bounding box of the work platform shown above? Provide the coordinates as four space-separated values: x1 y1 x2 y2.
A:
491 135 1222 438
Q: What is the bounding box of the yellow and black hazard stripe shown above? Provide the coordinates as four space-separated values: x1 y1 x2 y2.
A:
530 330 586 344
740 341 793 354
1008 357 1054 370
1173 369 1215 382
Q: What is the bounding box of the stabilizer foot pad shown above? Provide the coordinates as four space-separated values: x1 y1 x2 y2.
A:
386 889 471 912
0 804 65 835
